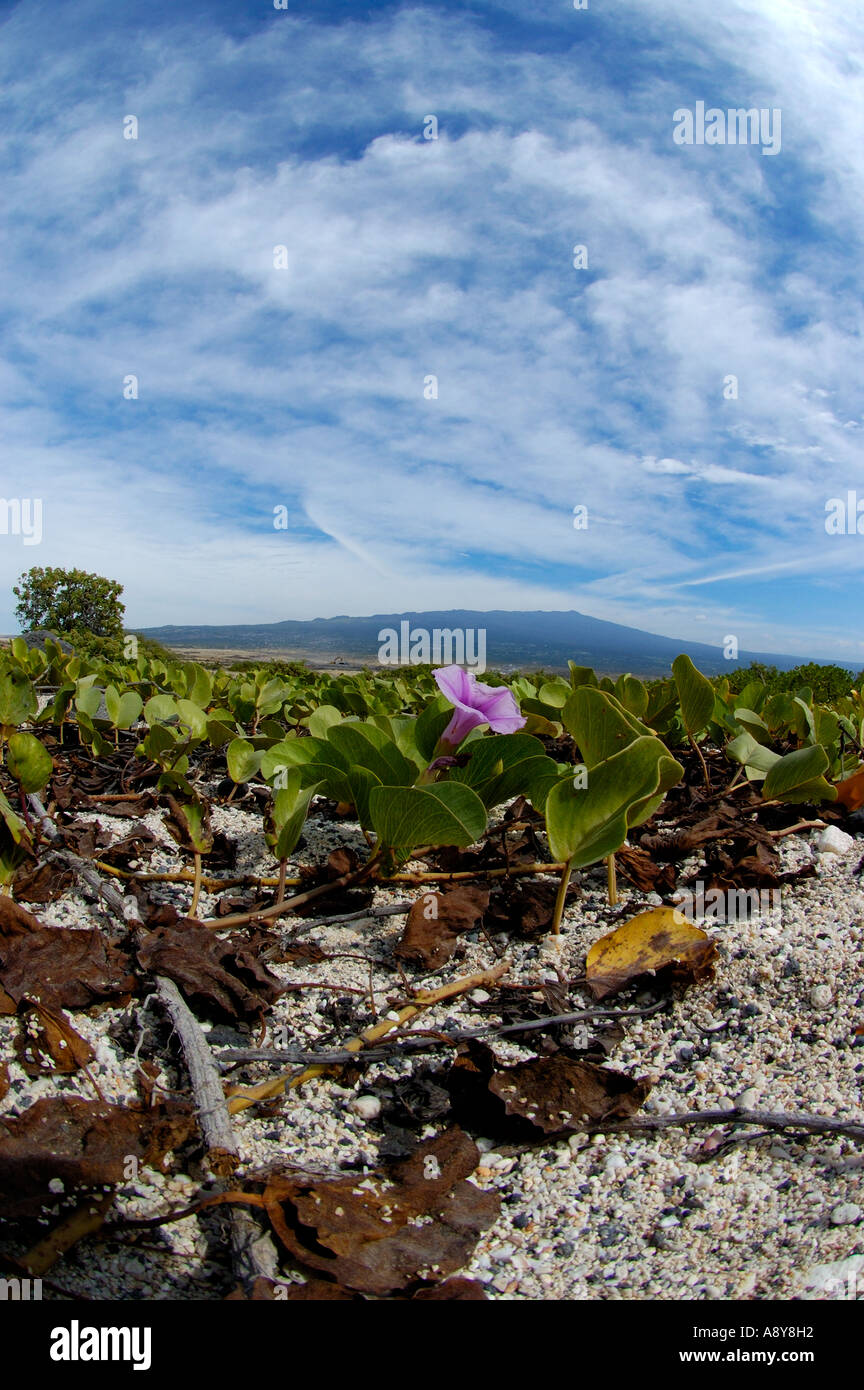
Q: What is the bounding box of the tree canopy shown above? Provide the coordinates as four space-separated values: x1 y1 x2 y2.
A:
13 566 125 640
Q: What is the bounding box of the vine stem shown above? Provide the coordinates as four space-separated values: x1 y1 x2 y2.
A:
689 732 711 791
94 860 566 890
606 853 618 905
550 861 573 936
189 851 202 917
190 843 383 930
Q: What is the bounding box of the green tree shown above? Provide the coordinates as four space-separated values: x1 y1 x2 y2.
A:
13 567 125 640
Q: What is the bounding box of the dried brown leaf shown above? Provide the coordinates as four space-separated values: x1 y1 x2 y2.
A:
136 924 282 1020
489 1053 650 1133
258 1127 499 1295
395 885 489 968
0 927 137 1012
0 896 43 939
12 861 76 905
14 1002 96 1076
0 1096 194 1221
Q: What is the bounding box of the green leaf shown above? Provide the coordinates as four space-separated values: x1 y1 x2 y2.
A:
226 738 262 783
762 745 838 804
143 694 178 725
255 677 289 717
672 655 715 738
183 662 213 707
75 686 103 720
449 732 561 810
614 674 649 720
792 696 816 742
732 708 774 747
206 718 237 749
260 738 322 780
0 788 28 844
7 732 53 791
175 698 209 738
326 722 416 787
305 705 343 739
0 671 38 727
737 681 766 714
538 679 571 709
520 711 562 738
267 770 322 859
105 685 143 729
369 782 487 852
568 663 598 690
545 736 682 869
413 697 455 761
725 732 780 780
344 765 381 829
561 687 653 766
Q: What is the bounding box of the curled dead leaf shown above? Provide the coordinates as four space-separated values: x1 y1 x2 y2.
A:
15 1001 96 1076
0 896 43 939
488 1053 650 1133
137 924 282 1021
446 1039 649 1137
227 1127 499 1296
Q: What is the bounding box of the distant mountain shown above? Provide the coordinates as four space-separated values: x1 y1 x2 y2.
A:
136 609 832 677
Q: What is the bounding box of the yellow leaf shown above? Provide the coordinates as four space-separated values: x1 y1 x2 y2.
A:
586 906 716 1000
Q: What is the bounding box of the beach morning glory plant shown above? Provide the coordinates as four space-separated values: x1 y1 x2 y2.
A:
433 666 526 750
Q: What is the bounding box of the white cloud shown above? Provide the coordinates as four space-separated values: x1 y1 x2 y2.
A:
0 0 861 660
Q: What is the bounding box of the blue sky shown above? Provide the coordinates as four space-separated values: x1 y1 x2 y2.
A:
0 0 862 661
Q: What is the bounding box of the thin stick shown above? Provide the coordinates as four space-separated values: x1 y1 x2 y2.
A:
95 862 304 891
769 820 827 839
153 977 239 1175
581 1107 864 1144
388 862 565 884
216 1002 669 1068
152 977 279 1290
190 851 381 930
226 962 509 1113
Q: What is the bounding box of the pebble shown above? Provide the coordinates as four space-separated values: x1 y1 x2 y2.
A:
736 1088 760 1111
829 1202 861 1226
814 826 855 855
349 1095 382 1120
800 1254 864 1297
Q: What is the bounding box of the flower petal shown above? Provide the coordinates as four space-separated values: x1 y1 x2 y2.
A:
439 705 488 750
433 665 475 711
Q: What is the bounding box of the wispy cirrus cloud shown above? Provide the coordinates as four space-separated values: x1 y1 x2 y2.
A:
0 0 861 661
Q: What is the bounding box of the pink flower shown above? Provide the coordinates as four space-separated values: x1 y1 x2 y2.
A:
433 666 526 750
